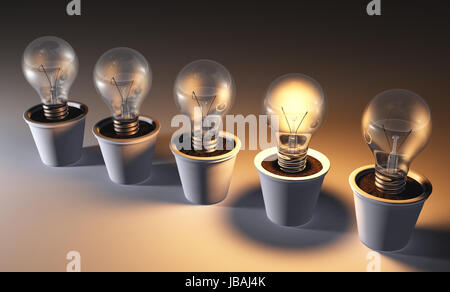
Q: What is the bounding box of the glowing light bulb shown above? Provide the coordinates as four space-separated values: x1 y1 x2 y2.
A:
23 36 78 120
174 60 235 152
94 48 152 136
362 89 432 195
264 74 327 173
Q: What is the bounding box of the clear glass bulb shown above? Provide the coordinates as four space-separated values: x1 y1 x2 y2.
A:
174 60 235 152
362 89 432 195
94 48 152 136
264 74 327 173
22 36 78 120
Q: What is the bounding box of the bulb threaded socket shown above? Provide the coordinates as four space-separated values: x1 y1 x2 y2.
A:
113 118 139 137
43 103 69 121
277 151 308 173
375 168 407 195
192 131 218 153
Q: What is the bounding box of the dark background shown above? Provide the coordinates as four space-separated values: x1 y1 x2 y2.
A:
1 0 448 165
0 0 449 271
1 0 449 115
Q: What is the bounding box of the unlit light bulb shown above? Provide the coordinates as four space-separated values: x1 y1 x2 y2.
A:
362 89 432 195
23 36 78 120
174 60 235 152
94 48 152 136
264 74 327 173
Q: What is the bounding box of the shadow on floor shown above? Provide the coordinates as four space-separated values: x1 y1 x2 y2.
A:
153 133 175 161
98 161 188 205
103 183 190 206
75 145 104 167
140 162 181 187
110 160 187 205
228 187 351 249
383 228 450 272
70 150 188 205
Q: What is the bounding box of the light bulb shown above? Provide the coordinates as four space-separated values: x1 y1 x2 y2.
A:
264 74 327 173
362 89 432 195
22 36 78 120
174 59 235 152
94 48 152 136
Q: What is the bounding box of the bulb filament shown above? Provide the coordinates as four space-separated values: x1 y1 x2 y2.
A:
387 135 400 174
112 77 136 120
39 64 68 120
111 77 139 136
192 91 217 118
191 91 219 152
39 64 61 105
281 107 308 136
278 107 309 173
377 124 414 195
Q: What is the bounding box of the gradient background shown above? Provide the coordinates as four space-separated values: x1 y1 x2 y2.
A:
0 0 449 272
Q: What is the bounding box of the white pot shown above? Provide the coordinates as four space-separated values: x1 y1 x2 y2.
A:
349 166 433 252
254 147 331 227
170 132 241 205
23 102 88 167
93 116 161 185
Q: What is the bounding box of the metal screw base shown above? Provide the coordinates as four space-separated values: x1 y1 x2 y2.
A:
277 151 308 173
114 118 139 137
43 103 69 121
375 168 407 195
192 131 218 153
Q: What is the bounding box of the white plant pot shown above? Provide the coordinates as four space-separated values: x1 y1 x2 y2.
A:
254 147 331 227
170 132 241 205
93 116 161 185
23 102 88 167
349 166 433 252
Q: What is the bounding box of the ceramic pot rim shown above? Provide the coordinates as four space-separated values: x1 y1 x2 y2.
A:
349 165 432 205
170 131 241 163
93 115 161 145
23 101 89 128
254 147 331 182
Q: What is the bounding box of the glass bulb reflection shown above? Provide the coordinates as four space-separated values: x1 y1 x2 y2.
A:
174 60 235 152
264 74 327 173
362 89 432 195
94 48 152 136
23 36 78 120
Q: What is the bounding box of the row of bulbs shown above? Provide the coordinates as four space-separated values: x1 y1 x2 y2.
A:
23 36 432 195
